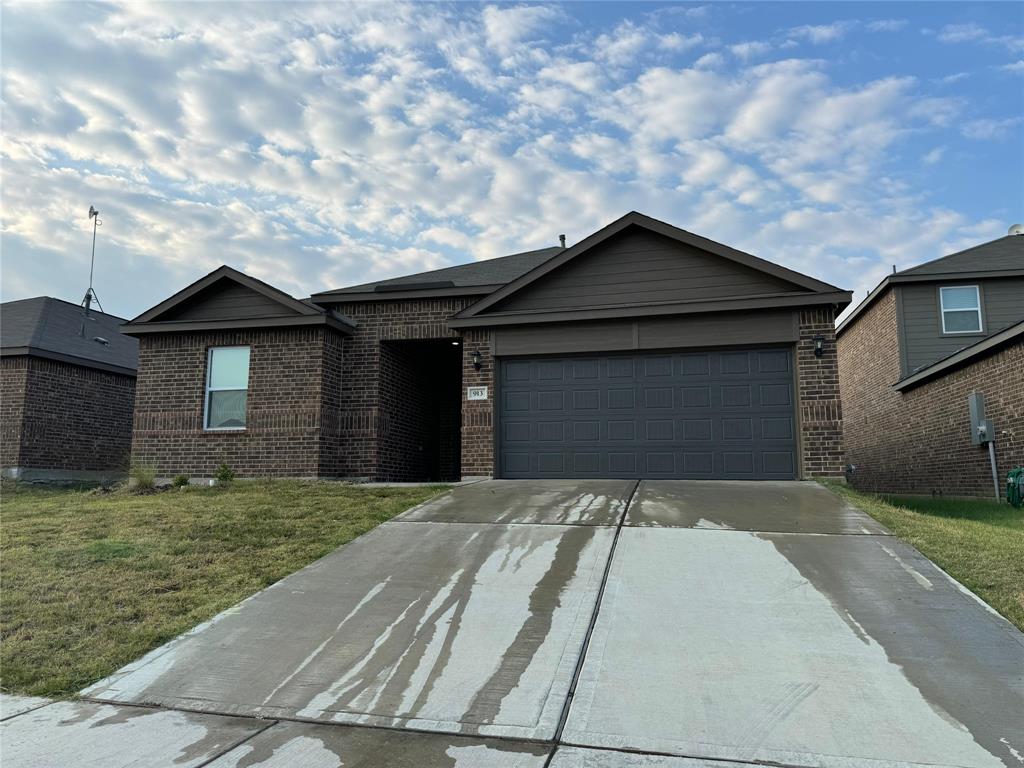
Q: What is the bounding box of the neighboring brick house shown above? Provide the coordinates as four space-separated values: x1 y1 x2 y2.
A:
1 297 138 482
123 212 852 482
836 233 1024 497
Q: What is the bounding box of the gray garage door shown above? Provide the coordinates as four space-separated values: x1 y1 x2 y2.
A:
498 347 796 479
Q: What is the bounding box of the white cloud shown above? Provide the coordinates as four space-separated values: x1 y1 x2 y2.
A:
867 19 908 33
0 1 1013 318
922 147 945 165
936 23 989 44
787 23 850 44
693 52 724 69
593 21 649 66
730 41 772 61
658 33 703 52
935 23 1024 53
999 60 1024 74
962 116 1024 140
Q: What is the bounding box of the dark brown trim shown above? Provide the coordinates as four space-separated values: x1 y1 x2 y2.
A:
131 265 322 323
313 286 496 304
455 212 846 321
0 346 137 377
449 290 852 329
894 286 910 377
836 275 891 337
892 320 1024 392
120 313 356 336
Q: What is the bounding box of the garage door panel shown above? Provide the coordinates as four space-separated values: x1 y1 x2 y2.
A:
499 348 796 479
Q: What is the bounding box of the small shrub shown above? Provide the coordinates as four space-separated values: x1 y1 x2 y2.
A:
171 474 189 488
214 463 236 483
129 464 156 491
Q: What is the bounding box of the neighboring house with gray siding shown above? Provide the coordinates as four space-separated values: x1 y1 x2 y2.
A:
836 233 1024 497
1 297 138 482
123 211 852 483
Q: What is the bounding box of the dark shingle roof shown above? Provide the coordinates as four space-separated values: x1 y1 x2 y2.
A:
897 235 1023 276
1 297 138 374
314 247 563 297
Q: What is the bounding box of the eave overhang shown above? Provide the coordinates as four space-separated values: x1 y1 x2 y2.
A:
448 290 852 329
0 346 137 377
120 313 356 337
892 320 1024 392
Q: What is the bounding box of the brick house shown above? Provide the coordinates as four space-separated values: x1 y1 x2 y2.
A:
123 212 852 482
836 232 1023 497
1 297 138 482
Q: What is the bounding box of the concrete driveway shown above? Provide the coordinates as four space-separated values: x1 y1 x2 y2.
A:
6 480 1021 767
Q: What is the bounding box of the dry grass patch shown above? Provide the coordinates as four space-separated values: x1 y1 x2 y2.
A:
1 480 446 697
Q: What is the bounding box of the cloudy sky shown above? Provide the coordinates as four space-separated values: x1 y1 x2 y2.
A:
2 2 1022 320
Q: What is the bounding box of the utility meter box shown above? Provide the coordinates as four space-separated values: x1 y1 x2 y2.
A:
968 392 993 445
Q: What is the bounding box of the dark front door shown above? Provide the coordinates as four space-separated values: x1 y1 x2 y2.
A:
498 347 797 479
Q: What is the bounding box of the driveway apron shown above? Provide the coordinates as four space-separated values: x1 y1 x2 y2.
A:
562 480 1024 768
82 481 630 741
73 479 1024 768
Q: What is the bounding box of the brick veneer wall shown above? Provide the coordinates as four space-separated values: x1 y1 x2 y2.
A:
838 291 1023 496
329 297 477 480
461 329 494 478
797 307 845 478
1 356 135 475
131 327 343 478
0 357 29 469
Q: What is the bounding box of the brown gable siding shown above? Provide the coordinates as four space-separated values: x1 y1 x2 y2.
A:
899 277 1024 375
493 228 805 313
160 281 297 322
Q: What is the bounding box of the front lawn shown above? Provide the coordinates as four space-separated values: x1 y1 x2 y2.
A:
823 482 1024 631
0 480 446 697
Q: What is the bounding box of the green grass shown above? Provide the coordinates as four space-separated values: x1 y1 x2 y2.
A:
0 480 447 698
822 481 1024 631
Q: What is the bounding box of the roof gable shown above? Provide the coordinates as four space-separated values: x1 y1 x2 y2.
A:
124 266 356 336
452 212 847 326
132 266 319 323
491 225 807 314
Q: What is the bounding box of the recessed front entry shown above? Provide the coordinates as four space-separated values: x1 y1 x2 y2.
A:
498 348 797 479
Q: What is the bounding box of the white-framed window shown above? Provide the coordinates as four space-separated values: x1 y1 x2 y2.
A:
939 286 983 334
204 347 250 430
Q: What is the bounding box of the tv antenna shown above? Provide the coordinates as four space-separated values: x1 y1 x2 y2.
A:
82 205 104 316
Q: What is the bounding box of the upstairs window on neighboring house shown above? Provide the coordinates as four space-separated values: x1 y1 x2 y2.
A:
205 347 250 429
940 286 983 334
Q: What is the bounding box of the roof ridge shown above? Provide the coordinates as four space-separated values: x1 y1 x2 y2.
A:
898 235 1015 275
320 246 563 295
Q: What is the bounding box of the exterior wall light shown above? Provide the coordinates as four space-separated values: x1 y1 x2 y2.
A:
814 336 825 358
471 349 483 370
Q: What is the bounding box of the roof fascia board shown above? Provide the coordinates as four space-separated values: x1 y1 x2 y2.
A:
311 286 497 304
889 269 1024 283
893 321 1024 392
449 290 852 329
121 313 356 336
0 346 137 376
131 266 319 324
455 212 843 321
